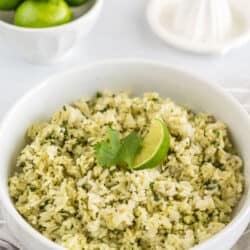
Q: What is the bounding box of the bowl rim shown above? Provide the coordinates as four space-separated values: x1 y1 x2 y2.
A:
0 0 103 33
0 59 250 249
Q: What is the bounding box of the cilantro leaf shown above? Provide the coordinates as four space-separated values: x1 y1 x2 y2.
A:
94 129 121 167
94 129 142 169
117 132 142 168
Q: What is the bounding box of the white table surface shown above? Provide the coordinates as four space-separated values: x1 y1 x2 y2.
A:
0 0 250 249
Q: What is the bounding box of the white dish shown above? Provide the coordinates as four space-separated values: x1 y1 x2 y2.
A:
0 60 250 250
0 0 103 64
146 0 250 55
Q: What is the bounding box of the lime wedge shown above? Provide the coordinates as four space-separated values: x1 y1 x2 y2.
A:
132 119 170 170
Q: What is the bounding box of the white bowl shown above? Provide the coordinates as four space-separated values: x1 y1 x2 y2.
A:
0 60 250 250
0 0 103 64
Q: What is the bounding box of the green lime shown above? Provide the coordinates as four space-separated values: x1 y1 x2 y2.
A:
0 0 23 10
65 0 88 6
132 119 170 170
14 0 72 28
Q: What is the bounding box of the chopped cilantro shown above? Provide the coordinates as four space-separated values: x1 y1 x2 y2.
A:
204 179 220 190
216 131 220 138
96 92 102 98
61 120 68 128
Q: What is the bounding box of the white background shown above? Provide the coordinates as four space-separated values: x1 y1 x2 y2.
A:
0 0 249 248
0 0 250 119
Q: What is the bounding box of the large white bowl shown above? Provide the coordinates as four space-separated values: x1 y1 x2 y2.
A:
0 60 250 250
0 0 103 63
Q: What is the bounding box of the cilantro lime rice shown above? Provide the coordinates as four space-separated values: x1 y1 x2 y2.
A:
9 92 244 250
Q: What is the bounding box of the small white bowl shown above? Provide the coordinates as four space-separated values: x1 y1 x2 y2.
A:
0 60 250 250
0 0 103 64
